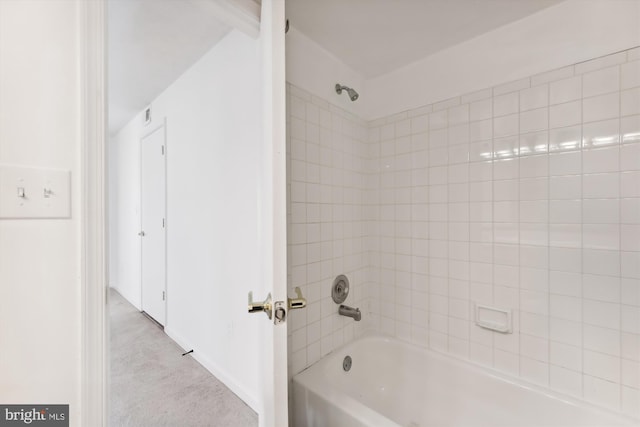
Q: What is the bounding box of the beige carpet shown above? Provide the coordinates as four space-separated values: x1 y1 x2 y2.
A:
109 289 258 427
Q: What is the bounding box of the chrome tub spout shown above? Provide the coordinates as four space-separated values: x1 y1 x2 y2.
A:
339 305 361 321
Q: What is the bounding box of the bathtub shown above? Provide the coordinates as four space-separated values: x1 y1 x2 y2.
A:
293 336 636 427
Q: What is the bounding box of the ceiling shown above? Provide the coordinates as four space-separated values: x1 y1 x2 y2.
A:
108 0 232 134
109 0 564 134
286 0 564 78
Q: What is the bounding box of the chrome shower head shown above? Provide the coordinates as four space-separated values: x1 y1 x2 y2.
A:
335 83 359 101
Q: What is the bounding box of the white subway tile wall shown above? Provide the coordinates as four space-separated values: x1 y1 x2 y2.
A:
286 85 371 377
287 48 640 418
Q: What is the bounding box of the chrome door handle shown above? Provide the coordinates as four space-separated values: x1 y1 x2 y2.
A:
248 288 306 325
248 292 273 319
138 231 145 236
288 287 307 310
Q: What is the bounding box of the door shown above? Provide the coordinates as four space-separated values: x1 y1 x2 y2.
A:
140 124 166 326
254 1 289 426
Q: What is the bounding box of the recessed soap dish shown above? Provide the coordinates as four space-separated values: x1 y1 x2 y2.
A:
474 304 512 334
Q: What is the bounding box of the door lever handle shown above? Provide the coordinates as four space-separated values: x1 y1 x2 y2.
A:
288 287 307 310
248 288 306 323
248 291 272 319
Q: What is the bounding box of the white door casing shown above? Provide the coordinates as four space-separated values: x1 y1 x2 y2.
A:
140 124 167 326
80 0 107 425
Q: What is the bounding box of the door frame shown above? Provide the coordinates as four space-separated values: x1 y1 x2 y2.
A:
80 0 285 425
139 122 167 326
79 1 107 426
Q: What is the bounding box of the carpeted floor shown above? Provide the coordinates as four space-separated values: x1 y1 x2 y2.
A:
109 289 258 427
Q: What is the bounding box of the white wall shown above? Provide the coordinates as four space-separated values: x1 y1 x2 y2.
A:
0 0 81 423
109 29 263 409
365 0 640 120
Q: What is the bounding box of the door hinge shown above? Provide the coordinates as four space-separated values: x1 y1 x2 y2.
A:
162 291 166 301
161 145 165 155
162 218 165 228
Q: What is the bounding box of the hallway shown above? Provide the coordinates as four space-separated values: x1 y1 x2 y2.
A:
109 290 258 427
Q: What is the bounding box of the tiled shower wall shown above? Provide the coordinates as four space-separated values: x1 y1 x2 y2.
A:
286 85 372 376
368 47 640 417
287 47 640 417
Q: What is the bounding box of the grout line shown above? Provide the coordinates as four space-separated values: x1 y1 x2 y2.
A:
467 104 472 361
545 77 552 388
579 60 585 400
517 88 524 380
445 109 450 354
491 92 496 369
617 63 623 410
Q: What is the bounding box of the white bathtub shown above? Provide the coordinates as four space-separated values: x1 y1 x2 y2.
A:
293 336 636 427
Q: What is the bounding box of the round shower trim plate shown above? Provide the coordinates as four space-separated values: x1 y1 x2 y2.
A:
332 274 350 304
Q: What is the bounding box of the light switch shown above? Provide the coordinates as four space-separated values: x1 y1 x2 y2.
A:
0 164 71 219
41 169 71 218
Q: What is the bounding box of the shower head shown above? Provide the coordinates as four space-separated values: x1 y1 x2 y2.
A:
335 83 359 101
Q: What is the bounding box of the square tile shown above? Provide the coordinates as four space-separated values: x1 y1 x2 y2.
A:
582 118 620 148
550 76 581 105
550 151 581 176
520 108 548 134
583 199 620 224
622 115 640 144
583 350 620 382
494 92 519 117
550 365 582 398
549 125 581 152
584 92 620 123
520 85 549 111
622 87 640 116
583 66 620 98
583 173 619 199
621 60 640 90
470 99 492 122
494 114 519 138
584 324 621 356
583 249 620 276
584 146 620 174
520 131 548 156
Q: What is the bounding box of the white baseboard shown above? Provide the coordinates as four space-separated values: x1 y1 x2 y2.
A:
163 326 259 413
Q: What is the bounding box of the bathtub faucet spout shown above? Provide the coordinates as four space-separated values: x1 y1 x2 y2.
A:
339 305 361 321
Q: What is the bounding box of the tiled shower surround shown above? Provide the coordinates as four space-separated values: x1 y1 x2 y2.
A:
286 86 371 372
287 47 640 417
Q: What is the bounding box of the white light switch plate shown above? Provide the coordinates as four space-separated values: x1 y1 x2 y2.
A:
0 164 71 219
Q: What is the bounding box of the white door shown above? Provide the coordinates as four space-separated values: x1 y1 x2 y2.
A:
255 1 289 426
140 124 166 326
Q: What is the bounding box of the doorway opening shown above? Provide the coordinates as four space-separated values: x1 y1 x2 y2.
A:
105 0 283 425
